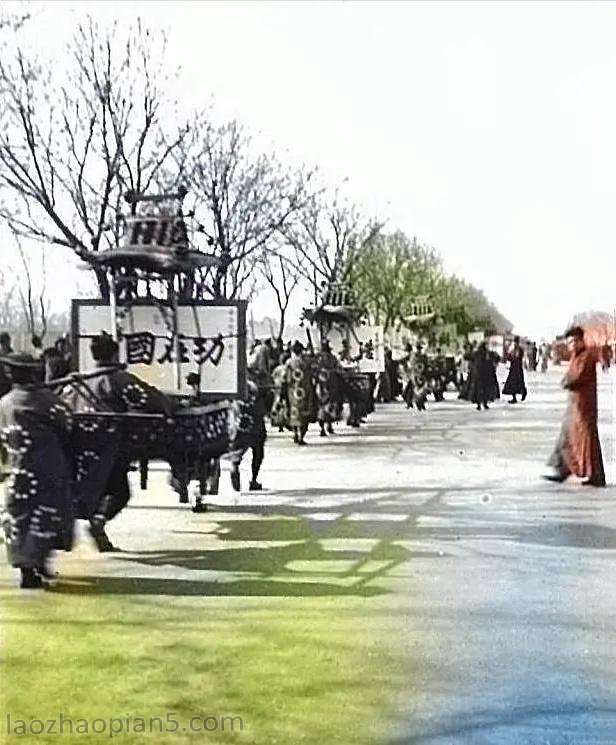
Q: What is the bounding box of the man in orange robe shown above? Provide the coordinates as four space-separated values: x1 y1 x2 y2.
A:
544 326 606 487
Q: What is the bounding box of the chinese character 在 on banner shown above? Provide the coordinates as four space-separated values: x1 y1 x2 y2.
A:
157 335 191 365
124 332 156 365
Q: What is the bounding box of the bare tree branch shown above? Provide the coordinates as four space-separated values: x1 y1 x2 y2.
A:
0 14 190 298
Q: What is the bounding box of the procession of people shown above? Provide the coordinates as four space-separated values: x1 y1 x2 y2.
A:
0 325 610 590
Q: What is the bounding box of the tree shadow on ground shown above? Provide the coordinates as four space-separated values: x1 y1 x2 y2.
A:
115 491 452 595
120 542 444 576
48 574 389 598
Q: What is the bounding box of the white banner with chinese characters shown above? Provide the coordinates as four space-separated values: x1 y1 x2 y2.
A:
324 325 385 373
72 300 247 398
467 330 485 346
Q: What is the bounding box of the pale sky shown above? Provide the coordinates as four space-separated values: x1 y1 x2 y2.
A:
5 0 616 340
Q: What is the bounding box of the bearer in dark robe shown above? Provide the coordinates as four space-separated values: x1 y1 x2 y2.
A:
502 336 527 404
283 341 315 445
458 342 475 400
384 348 401 401
431 348 447 402
65 333 172 551
543 326 605 487
0 354 73 588
469 342 499 410
314 340 343 437
230 371 268 492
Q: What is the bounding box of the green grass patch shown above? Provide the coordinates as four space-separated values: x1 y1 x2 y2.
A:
0 583 406 745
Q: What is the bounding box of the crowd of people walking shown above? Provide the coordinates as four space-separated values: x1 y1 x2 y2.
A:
0 327 608 591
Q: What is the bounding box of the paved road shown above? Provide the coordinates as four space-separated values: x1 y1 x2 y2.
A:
2 364 616 743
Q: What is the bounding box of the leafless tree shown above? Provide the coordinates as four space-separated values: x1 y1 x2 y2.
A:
283 187 382 302
257 246 304 339
0 14 189 299
0 268 21 331
7 226 48 340
0 2 33 32
176 117 316 300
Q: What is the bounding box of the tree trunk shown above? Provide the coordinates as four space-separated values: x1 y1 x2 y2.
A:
278 308 286 341
94 267 111 302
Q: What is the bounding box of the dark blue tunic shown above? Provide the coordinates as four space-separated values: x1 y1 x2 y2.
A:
0 386 73 568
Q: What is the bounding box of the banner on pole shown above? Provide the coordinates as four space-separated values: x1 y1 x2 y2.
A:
325 325 385 372
72 299 247 399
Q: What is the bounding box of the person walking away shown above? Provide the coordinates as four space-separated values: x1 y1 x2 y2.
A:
600 342 612 373
503 336 527 404
314 340 343 436
283 341 315 445
270 352 290 432
432 348 447 402
469 342 499 410
529 342 538 372
543 326 605 486
400 344 415 409
230 369 269 492
378 349 396 403
0 354 74 588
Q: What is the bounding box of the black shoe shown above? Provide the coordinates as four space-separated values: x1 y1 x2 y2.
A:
249 481 263 491
20 568 43 589
542 474 566 483
521 390 527 402
88 524 119 553
508 399 518 404
483 403 489 410
320 430 327 437
231 468 241 492
298 440 307 446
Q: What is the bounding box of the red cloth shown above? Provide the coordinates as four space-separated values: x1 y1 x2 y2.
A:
553 347 606 486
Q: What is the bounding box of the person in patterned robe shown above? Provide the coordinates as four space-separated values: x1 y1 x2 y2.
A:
0 354 74 588
283 341 315 445
65 334 172 551
411 343 429 411
270 352 290 431
314 340 343 437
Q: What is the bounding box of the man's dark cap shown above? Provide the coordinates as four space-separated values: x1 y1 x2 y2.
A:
91 333 119 361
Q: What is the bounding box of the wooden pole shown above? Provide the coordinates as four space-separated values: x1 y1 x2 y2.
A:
171 277 181 392
107 269 119 342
